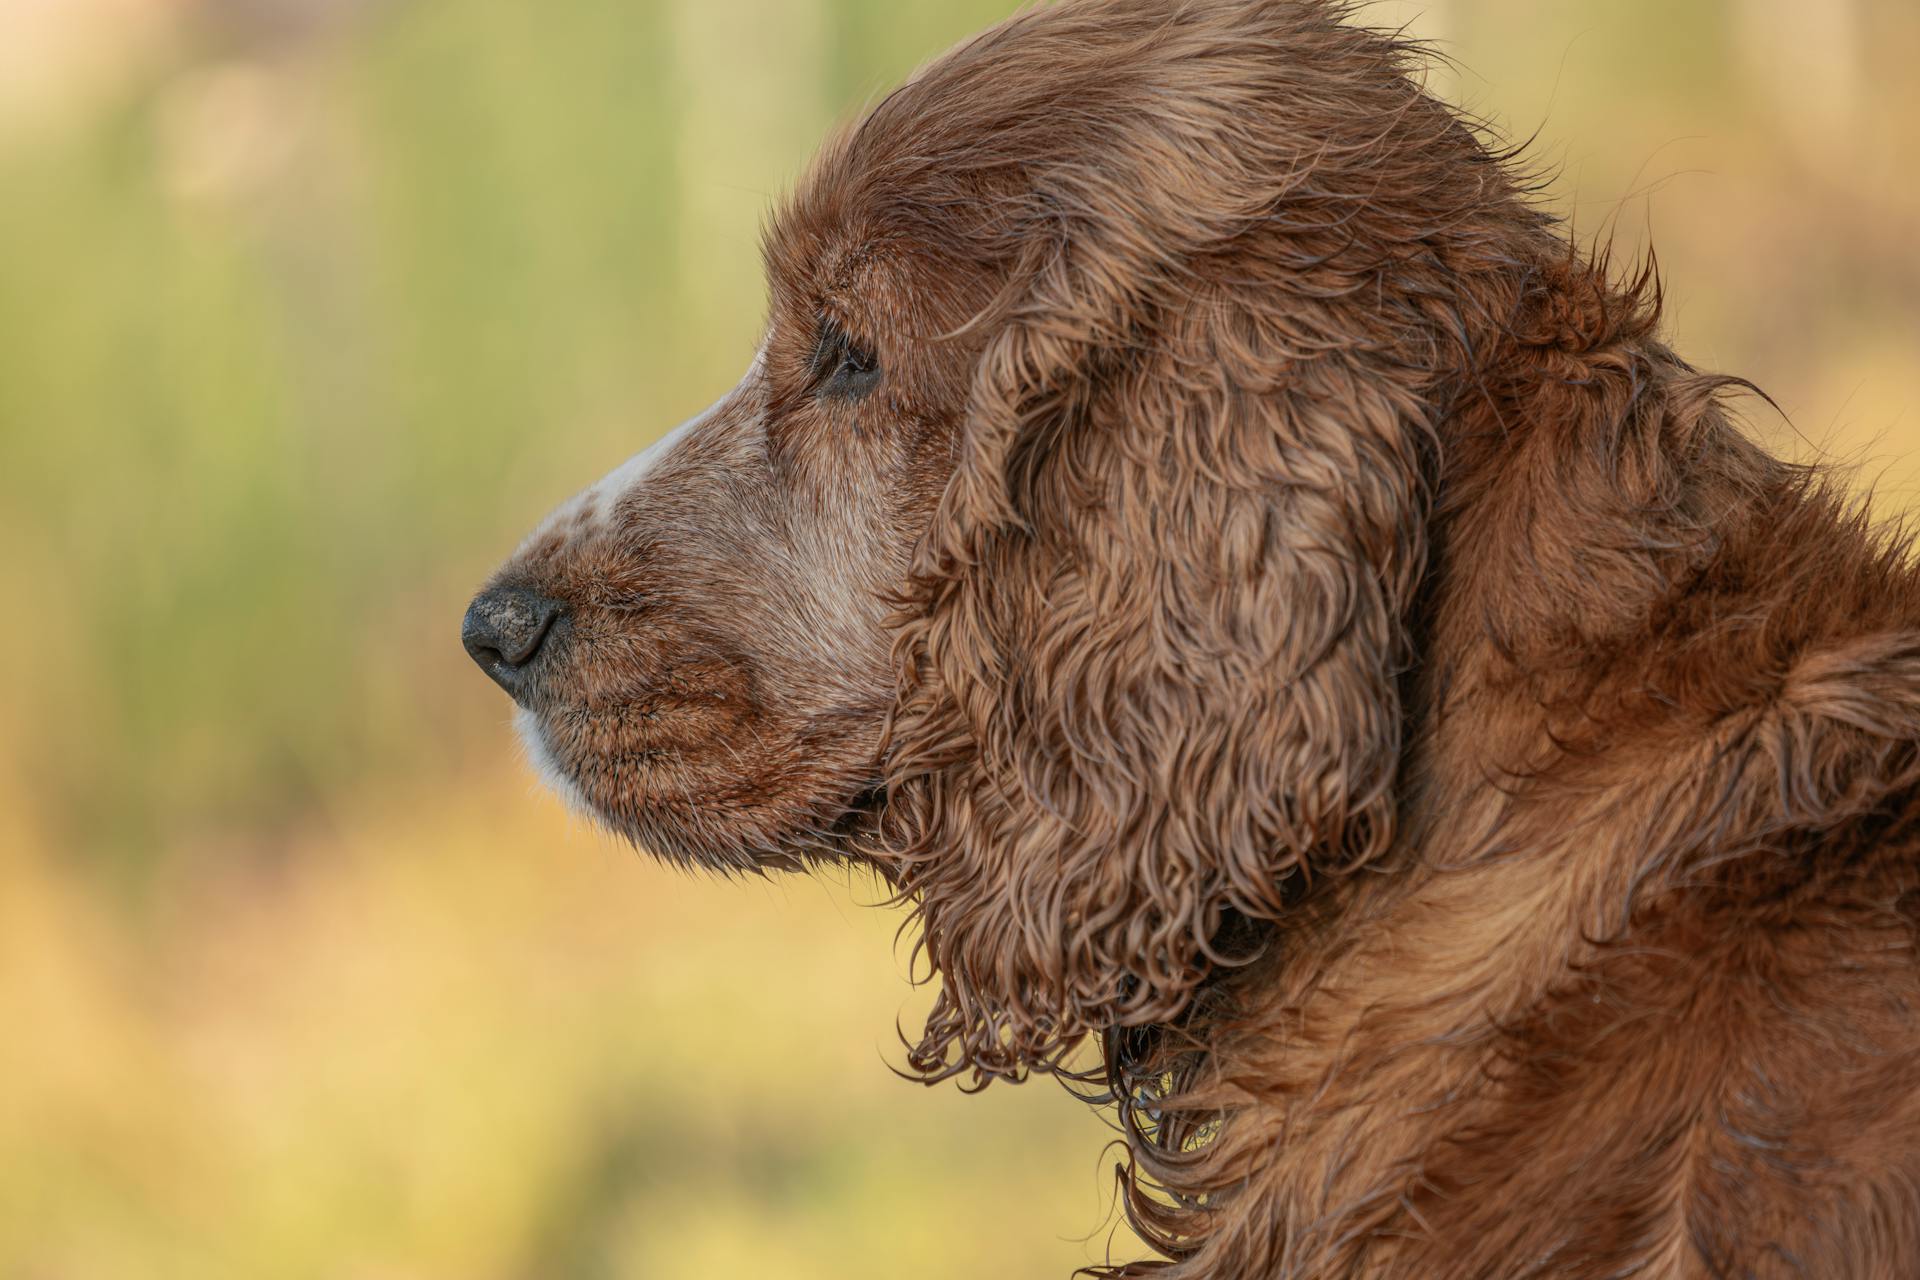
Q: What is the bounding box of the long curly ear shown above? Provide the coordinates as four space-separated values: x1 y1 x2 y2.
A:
881 175 1444 1080
859 0 1539 1081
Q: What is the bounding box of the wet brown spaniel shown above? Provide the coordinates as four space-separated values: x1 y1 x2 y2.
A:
462 1 1920 1274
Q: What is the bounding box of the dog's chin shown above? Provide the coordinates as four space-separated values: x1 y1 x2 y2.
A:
511 707 883 875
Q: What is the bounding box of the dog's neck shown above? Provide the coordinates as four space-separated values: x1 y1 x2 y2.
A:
1110 304 1920 1274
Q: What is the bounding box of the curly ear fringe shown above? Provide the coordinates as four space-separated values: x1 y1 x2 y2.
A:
847 0 1555 1089
879 277 1444 1082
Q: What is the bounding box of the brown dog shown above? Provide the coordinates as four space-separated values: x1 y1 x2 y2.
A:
463 2 1920 1274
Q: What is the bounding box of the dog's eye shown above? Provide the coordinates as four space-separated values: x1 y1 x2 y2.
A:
810 320 881 401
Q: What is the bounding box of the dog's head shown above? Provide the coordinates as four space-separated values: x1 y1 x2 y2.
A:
465 0 1548 1075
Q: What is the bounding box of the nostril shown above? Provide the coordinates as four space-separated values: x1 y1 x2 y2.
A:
462 587 564 692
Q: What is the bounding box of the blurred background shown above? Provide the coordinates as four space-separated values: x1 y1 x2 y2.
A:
0 0 1915 1275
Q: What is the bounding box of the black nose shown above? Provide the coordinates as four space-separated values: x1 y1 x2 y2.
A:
462 586 563 696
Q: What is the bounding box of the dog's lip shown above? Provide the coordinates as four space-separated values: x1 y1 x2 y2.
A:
516 700 738 806
515 685 886 869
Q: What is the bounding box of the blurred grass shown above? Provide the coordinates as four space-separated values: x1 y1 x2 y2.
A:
0 766 1127 1277
0 0 1915 1275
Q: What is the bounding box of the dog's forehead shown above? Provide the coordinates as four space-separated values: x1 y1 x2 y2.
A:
760 171 864 319
764 22 1179 298
766 15 1091 283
